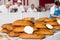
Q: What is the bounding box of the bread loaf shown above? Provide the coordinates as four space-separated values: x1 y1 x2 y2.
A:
34 29 54 35
8 31 19 37
12 20 34 26
46 22 58 26
53 26 60 30
1 29 8 33
19 33 45 39
2 24 13 31
34 22 47 28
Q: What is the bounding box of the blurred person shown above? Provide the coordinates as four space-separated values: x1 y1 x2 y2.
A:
50 1 60 18
12 0 25 13
0 2 11 14
27 4 37 13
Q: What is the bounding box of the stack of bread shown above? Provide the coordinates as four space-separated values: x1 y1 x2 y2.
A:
1 17 60 39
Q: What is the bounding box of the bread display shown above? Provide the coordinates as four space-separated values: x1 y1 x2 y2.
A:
19 33 45 39
12 20 34 26
1 18 60 39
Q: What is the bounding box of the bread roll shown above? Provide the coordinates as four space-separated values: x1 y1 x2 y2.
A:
34 29 54 35
19 33 45 39
12 20 33 26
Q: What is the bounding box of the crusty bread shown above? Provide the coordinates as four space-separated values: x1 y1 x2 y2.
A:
1 29 8 33
8 31 19 37
44 18 56 22
53 26 60 30
36 18 48 22
12 20 34 26
13 27 38 33
2 24 13 31
34 22 47 28
19 33 45 39
13 27 24 32
46 22 58 26
22 18 34 21
34 29 54 35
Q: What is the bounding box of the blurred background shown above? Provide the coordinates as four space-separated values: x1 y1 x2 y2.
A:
0 0 59 12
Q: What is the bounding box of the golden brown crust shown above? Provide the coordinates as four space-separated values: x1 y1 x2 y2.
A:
13 27 37 33
34 22 47 28
33 27 38 31
46 22 58 26
56 18 60 20
19 33 45 39
53 26 60 30
2 24 11 28
8 31 19 37
22 18 34 21
13 27 24 32
12 20 33 26
44 18 56 22
37 18 48 22
1 29 8 33
2 24 13 31
34 29 54 35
